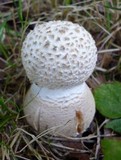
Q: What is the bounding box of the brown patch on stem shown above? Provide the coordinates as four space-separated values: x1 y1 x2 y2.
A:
75 110 84 134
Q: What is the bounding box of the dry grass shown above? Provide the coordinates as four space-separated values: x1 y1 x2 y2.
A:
0 0 121 159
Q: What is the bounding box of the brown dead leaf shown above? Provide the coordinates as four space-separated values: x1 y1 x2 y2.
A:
0 57 6 69
66 153 89 160
62 140 90 160
87 74 106 89
100 53 113 68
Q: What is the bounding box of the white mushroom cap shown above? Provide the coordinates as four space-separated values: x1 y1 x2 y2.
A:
23 83 95 137
22 21 97 89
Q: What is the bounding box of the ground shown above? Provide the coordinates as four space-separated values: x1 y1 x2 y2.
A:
0 0 121 160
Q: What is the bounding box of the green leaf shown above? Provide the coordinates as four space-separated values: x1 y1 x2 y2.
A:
101 138 121 160
0 21 6 42
104 1 112 31
105 119 121 134
104 5 121 11
63 0 72 5
94 82 121 118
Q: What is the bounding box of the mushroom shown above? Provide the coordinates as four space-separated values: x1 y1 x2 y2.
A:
21 21 97 137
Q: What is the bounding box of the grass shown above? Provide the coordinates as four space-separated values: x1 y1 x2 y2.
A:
0 0 121 159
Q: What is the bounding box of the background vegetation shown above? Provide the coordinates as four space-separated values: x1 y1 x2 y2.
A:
0 0 121 160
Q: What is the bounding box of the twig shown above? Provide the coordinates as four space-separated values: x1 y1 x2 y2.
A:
95 66 117 73
97 48 121 54
95 122 101 160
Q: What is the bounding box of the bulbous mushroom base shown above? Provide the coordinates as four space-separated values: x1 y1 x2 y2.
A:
23 83 95 137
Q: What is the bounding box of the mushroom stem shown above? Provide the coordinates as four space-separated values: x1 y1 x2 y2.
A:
23 82 95 137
